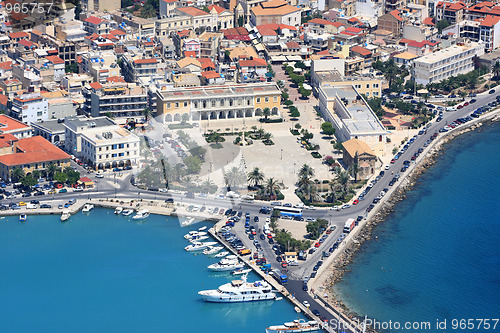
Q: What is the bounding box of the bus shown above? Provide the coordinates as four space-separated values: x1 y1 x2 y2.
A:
273 206 303 218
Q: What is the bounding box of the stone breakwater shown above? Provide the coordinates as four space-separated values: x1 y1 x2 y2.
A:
317 111 500 329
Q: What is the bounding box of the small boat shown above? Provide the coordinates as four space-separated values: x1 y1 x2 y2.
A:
114 207 123 214
132 209 149 220
61 210 71 222
82 204 94 213
189 235 209 242
231 268 252 275
214 251 229 258
203 246 223 255
265 320 320 333
199 226 207 231
19 214 27 222
122 209 134 216
207 255 245 271
185 241 218 252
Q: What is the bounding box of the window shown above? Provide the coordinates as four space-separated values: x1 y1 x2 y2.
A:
112 153 117 157
167 102 171 109
256 97 261 103
119 153 124 157
112 144 117 150
273 96 278 102
211 100 216 107
366 84 369 88
184 102 188 107
265 97 269 103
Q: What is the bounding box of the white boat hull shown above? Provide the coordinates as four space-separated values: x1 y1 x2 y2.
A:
207 263 245 271
199 292 276 303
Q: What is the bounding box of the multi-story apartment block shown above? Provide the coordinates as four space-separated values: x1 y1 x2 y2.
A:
378 10 405 35
82 0 120 13
435 1 466 24
121 55 159 83
156 82 281 122
79 51 120 84
11 93 49 124
83 16 110 36
413 42 485 85
83 82 148 119
64 116 140 170
458 16 500 52
55 19 87 43
0 114 33 139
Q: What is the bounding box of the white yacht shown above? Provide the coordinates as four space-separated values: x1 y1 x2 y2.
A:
198 274 276 303
82 204 94 213
114 207 123 214
198 226 207 231
231 268 252 275
181 217 195 226
61 210 71 222
185 241 217 252
207 255 245 271
265 320 320 333
122 209 134 216
189 235 209 242
203 246 223 255
214 251 229 258
132 209 150 220
184 231 207 240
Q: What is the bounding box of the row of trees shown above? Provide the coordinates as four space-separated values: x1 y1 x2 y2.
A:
10 164 80 188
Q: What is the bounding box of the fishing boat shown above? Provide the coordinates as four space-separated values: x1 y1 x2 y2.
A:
198 274 276 303
114 207 123 214
214 251 229 258
185 241 217 252
61 210 71 222
231 268 252 275
19 214 27 222
203 246 223 255
82 204 94 213
122 209 134 216
265 320 320 333
132 209 149 220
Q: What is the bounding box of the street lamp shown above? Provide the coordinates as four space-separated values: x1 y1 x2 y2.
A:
280 149 283 160
293 162 296 174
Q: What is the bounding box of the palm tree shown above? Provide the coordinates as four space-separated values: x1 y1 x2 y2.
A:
224 167 245 190
298 164 315 180
11 167 25 182
247 167 265 187
32 169 41 181
173 163 185 182
46 163 58 180
264 177 281 197
201 179 216 194
337 170 350 197
262 132 272 141
251 125 257 133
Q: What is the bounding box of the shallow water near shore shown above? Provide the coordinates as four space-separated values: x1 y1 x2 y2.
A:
0 209 302 332
334 123 500 332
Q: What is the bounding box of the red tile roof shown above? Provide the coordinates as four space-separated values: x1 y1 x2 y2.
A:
184 51 197 58
259 28 277 36
389 10 404 22
46 55 65 65
345 26 363 33
110 29 126 36
0 136 70 167
208 4 225 14
89 82 103 90
18 39 35 48
0 61 12 70
0 115 31 132
286 41 300 49
201 71 221 79
0 94 7 107
9 31 29 39
201 61 215 69
436 1 466 11
238 58 268 67
423 17 436 26
177 7 209 17
106 76 126 83
350 45 371 56
133 58 157 65
0 133 17 148
84 16 106 25
480 15 500 27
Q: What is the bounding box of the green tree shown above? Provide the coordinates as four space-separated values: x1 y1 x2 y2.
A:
53 171 68 184
201 179 217 194
321 122 335 137
306 218 329 239
299 86 311 99
121 0 134 7
436 19 451 34
264 178 281 197
263 107 270 121
247 167 265 187
298 164 315 180
21 174 37 188
493 61 500 80
290 109 300 118
281 92 289 100
189 146 206 161
181 113 190 124
184 156 202 174
142 107 151 121
334 141 344 151
224 167 246 190
65 62 78 73
45 163 58 180
66 169 80 184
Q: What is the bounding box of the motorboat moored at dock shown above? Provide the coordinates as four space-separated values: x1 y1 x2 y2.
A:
185 241 217 252
214 251 229 258
122 209 134 216
82 204 94 213
231 268 252 275
132 210 149 220
207 255 245 271
203 246 223 255
198 274 276 303
114 207 123 214
265 320 320 333
61 210 71 222
184 231 207 240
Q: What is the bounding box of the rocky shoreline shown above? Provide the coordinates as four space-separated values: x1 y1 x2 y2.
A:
319 112 500 328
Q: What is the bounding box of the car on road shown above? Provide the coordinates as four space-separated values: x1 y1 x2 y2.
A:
59 189 67 193
19 201 27 206
302 284 308 291
342 204 351 209
352 199 359 205
489 89 496 94
303 301 310 308
312 309 321 316
40 204 51 209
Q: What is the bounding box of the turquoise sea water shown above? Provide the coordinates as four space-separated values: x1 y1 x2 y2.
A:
0 210 301 333
335 123 500 332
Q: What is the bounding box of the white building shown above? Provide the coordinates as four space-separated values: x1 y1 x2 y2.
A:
413 42 485 85
0 114 33 139
318 85 386 155
11 93 49 124
64 116 140 170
